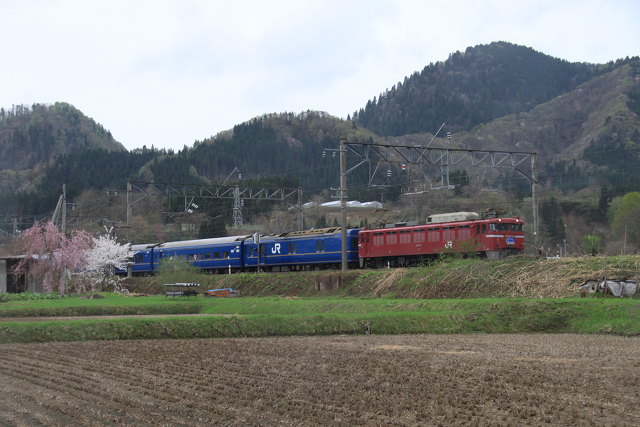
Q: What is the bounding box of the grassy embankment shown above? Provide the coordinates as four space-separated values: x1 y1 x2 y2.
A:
1 255 638 343
125 254 640 299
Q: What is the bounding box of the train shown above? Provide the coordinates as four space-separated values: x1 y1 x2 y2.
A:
118 212 524 276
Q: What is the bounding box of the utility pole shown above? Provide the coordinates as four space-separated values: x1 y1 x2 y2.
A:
298 187 304 230
233 185 243 228
531 155 539 250
339 137 348 272
61 184 66 235
126 180 132 226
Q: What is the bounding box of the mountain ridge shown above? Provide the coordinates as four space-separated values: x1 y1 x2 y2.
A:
0 42 638 250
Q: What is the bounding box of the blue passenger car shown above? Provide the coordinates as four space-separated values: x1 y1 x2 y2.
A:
154 236 249 273
115 243 157 276
243 228 360 271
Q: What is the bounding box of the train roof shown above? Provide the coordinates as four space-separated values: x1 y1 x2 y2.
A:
157 235 250 249
360 216 523 233
427 212 480 223
129 243 158 251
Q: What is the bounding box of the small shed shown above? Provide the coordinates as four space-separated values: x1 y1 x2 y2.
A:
0 255 35 294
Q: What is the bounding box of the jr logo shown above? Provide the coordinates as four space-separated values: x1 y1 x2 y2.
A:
444 241 453 249
271 243 281 254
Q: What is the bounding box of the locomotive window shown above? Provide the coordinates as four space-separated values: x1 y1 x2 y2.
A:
289 243 297 253
482 224 486 234
351 238 358 247
223 251 229 258
511 224 523 231
385 231 398 245
214 252 220 259
495 224 510 231
316 240 325 252
399 230 410 234
205 253 211 259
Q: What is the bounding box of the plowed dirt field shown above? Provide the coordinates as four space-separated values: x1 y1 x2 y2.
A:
1 334 639 425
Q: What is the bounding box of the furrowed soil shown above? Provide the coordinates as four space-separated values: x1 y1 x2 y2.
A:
1 334 639 426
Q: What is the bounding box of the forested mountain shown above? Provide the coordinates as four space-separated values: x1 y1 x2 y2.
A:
451 60 640 195
1 42 639 250
2 147 161 216
0 103 124 170
0 103 125 194
354 42 614 136
147 111 377 192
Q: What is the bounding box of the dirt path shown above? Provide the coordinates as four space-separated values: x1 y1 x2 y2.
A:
1 334 639 425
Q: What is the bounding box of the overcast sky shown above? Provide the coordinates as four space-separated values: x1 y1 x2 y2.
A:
1 0 638 151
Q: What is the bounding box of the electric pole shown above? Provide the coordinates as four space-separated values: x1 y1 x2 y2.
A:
340 137 348 272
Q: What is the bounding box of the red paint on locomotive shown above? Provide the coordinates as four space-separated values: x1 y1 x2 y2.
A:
358 216 524 267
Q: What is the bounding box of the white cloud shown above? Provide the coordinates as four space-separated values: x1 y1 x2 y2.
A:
1 0 638 151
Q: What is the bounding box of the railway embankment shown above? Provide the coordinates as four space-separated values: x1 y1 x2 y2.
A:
125 254 640 299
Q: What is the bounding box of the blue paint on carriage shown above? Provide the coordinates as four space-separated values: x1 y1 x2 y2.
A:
245 228 360 269
155 236 247 272
117 229 361 275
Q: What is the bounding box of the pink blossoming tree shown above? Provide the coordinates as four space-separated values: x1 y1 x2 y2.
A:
14 222 93 294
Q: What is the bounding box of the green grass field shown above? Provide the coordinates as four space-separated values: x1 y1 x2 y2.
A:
1 293 638 343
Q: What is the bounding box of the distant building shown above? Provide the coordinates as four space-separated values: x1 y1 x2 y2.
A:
0 256 38 294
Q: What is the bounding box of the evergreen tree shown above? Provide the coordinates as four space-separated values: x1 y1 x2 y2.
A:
540 196 566 246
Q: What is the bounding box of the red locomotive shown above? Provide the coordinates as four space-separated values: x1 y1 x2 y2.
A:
358 212 525 268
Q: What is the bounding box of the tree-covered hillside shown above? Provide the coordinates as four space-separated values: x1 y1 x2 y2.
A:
2 147 161 216
1 43 639 254
0 103 126 195
354 42 610 136
0 103 125 171
150 112 372 192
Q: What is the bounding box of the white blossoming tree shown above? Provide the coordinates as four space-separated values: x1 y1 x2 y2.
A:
83 234 130 292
